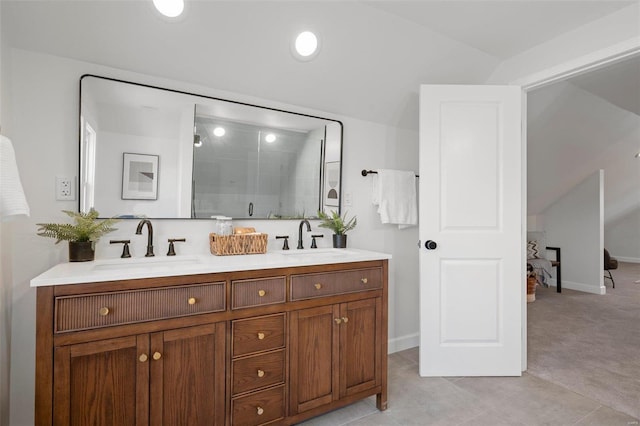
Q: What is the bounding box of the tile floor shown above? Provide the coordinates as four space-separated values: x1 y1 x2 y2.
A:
298 347 639 425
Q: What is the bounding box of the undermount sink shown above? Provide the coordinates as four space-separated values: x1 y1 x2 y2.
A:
92 256 203 271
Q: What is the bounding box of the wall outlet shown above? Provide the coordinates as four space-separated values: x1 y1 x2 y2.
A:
56 176 76 201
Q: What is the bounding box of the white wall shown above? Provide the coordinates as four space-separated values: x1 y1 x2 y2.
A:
6 48 420 425
605 209 640 263
543 170 605 294
1 2 13 422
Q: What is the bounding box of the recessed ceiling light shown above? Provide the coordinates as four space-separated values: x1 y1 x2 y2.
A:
213 127 226 137
265 133 276 143
292 31 320 61
635 152 640 158
153 0 184 18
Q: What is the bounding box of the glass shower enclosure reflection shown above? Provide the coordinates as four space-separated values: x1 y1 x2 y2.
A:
192 108 324 219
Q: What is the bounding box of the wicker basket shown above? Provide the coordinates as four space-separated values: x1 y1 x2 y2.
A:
209 233 268 256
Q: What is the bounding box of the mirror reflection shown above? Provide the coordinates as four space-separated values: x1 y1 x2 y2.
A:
79 75 343 219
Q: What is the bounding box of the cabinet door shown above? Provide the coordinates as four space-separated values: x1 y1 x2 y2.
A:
53 335 149 426
149 322 226 426
339 298 381 398
289 305 340 414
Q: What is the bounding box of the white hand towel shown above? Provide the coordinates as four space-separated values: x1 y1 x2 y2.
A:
1 135 30 220
372 169 417 229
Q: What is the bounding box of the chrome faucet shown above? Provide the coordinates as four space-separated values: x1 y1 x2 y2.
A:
135 219 154 257
297 219 311 249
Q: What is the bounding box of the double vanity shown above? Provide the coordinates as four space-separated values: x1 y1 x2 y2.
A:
32 249 390 425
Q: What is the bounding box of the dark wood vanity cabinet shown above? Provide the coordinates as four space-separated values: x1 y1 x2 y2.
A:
289 270 386 420
35 260 388 426
52 323 225 426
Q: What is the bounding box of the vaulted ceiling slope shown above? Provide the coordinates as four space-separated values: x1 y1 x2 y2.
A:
0 1 634 129
527 78 640 221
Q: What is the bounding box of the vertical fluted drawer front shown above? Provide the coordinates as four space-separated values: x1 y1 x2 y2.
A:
232 276 286 310
55 282 225 332
290 267 383 300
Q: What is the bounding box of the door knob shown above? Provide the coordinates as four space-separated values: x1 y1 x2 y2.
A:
425 240 437 250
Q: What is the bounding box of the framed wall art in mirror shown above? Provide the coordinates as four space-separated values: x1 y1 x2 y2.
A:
121 153 159 200
79 75 343 219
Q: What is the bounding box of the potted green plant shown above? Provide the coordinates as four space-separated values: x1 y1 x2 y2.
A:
317 210 357 248
37 209 119 262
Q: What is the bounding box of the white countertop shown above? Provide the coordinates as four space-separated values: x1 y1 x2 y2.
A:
30 248 392 287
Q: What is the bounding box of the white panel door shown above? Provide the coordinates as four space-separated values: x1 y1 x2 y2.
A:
419 85 523 377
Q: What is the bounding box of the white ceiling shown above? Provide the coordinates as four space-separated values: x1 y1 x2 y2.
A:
569 56 640 116
1 0 635 129
364 1 634 59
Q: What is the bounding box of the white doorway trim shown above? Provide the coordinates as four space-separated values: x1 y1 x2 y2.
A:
515 37 640 371
515 38 640 91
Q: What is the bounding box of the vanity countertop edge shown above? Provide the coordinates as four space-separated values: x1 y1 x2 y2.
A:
31 248 392 287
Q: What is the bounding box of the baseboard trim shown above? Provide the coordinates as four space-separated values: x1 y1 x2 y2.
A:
388 332 419 354
550 280 605 295
611 255 640 264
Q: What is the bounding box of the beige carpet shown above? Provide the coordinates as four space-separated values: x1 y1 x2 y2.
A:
527 261 640 419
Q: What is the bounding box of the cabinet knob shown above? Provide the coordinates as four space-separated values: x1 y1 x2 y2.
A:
342 317 349 323
334 318 342 324
361 277 368 284
152 352 162 361
257 407 264 416
139 354 148 363
98 307 110 316
257 369 265 378
188 297 197 305
257 332 265 340
258 289 266 297
314 283 322 290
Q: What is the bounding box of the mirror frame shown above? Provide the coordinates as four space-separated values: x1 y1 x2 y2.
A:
79 74 344 219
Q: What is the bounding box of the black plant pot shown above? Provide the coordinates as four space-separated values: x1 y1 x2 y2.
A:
332 234 347 248
69 241 95 262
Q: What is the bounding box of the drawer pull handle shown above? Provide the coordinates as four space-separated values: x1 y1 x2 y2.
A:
152 352 162 361
361 277 368 284
258 289 266 297
98 307 110 316
139 354 148 363
257 369 265 378
342 317 349 323
257 332 265 340
257 407 264 416
334 318 342 324
314 283 322 290
188 297 197 305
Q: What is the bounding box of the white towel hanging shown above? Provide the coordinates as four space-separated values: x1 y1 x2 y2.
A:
1 135 30 220
371 169 417 229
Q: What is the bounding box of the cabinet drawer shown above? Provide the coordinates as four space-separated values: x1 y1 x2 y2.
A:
290 267 382 301
55 282 226 332
232 276 286 310
232 314 285 357
232 349 285 395
232 385 285 426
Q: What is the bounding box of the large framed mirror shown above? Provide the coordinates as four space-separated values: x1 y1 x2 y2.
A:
79 75 343 219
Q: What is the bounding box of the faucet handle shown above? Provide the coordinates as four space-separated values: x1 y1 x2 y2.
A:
110 239 132 258
167 238 186 256
275 235 290 250
310 234 324 249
